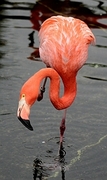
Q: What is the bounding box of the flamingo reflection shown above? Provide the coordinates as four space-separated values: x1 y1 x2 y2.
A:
28 0 107 60
33 143 66 180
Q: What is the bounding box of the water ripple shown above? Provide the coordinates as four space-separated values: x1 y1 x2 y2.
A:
48 134 107 179
83 76 107 81
85 62 107 68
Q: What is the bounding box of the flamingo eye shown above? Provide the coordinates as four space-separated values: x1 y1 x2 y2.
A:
22 94 25 98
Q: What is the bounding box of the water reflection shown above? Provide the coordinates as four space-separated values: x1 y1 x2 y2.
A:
28 30 40 60
31 0 107 31
0 1 33 20
33 158 47 180
29 0 107 60
33 143 66 180
59 143 66 180
28 31 35 47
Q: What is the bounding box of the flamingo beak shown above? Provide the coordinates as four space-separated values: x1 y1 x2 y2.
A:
17 97 33 131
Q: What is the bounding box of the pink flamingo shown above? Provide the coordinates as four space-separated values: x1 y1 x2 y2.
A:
17 16 95 149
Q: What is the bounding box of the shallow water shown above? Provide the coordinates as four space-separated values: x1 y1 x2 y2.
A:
0 0 107 180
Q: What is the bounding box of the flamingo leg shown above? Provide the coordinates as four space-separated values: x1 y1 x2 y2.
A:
37 77 48 101
59 109 67 151
37 66 50 101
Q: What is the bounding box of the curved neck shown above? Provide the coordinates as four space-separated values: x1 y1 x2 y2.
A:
49 70 77 110
24 68 77 110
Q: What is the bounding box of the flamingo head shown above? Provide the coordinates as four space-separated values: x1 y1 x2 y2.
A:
17 93 34 131
17 76 39 131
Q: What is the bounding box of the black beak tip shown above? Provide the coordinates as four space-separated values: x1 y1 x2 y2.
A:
18 117 33 131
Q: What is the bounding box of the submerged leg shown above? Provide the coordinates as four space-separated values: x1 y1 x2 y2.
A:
59 109 67 151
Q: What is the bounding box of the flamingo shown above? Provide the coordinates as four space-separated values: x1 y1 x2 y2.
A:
17 16 95 150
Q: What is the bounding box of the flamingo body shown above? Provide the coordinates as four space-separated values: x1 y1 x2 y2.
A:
17 16 95 140
39 16 95 77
